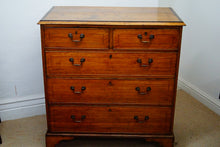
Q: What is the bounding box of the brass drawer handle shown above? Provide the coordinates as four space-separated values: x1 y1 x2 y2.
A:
69 58 85 66
137 58 153 67
134 116 149 123
71 115 86 123
70 86 86 94
137 34 154 43
68 33 85 42
135 87 151 95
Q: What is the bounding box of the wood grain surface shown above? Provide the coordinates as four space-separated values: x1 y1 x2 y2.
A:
47 78 174 105
113 28 180 50
38 6 185 26
46 52 177 77
48 105 172 134
45 27 109 49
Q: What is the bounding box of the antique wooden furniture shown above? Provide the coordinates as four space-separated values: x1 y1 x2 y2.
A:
38 6 185 147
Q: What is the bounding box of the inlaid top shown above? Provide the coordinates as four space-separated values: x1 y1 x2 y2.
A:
38 6 185 26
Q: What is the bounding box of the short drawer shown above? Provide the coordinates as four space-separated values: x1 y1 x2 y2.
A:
113 29 180 50
46 52 177 77
44 27 109 49
47 78 174 105
49 105 172 134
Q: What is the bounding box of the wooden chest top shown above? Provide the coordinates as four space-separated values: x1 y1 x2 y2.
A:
38 6 185 26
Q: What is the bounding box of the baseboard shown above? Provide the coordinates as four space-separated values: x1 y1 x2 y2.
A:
178 77 220 115
0 94 46 121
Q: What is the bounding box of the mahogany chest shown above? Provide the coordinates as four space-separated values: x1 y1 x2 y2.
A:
38 6 185 147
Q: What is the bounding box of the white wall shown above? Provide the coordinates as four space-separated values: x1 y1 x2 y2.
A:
159 0 174 7
0 0 158 121
159 0 220 114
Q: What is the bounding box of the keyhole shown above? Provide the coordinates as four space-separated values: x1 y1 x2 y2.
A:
109 54 112 59
145 32 147 35
75 31 78 34
109 81 113 86
108 109 112 112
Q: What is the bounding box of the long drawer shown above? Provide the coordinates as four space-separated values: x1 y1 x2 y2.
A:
46 52 177 76
44 27 109 49
113 29 180 50
49 105 172 134
47 78 174 105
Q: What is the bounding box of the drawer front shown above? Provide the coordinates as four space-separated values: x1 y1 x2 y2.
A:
113 29 180 50
47 78 174 105
46 52 177 76
44 28 109 49
49 105 172 134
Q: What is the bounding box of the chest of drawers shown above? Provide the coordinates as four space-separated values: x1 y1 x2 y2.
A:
38 6 185 147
